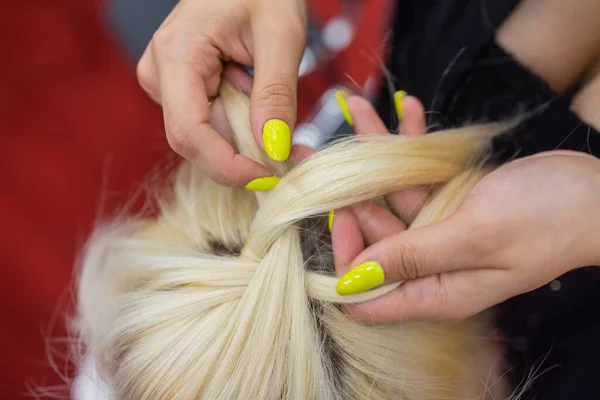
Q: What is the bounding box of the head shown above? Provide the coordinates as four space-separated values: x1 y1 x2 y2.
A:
74 83 507 399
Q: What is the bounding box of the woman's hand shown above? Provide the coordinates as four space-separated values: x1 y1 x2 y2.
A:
331 95 600 324
137 0 307 187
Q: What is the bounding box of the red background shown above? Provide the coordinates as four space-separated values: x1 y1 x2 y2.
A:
0 0 393 397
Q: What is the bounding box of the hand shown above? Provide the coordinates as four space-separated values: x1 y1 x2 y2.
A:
331 99 600 324
137 0 307 187
328 90 430 273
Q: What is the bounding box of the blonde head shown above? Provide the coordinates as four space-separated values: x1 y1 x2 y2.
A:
74 83 508 399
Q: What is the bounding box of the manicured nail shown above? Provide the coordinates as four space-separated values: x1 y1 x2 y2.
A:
328 210 335 232
335 89 353 126
245 176 280 191
394 90 408 120
336 261 385 295
262 119 291 161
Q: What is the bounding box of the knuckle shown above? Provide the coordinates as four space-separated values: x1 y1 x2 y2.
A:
153 17 223 52
166 125 196 159
166 125 237 186
199 17 226 42
151 27 178 55
189 39 223 79
391 243 423 280
152 27 222 78
151 27 203 59
253 82 296 111
212 170 235 187
136 60 156 96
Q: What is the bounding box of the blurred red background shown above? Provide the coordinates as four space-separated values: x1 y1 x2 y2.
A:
0 0 393 397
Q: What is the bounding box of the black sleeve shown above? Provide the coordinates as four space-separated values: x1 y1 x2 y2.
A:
444 39 600 162
376 0 600 162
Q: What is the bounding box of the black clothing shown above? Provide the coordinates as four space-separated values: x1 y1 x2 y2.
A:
376 1 600 398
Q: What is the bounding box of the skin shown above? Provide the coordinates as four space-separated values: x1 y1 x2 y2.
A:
143 0 600 324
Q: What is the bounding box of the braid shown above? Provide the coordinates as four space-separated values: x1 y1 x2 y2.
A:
74 83 508 399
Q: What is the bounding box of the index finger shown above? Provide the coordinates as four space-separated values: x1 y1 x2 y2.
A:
158 56 272 187
388 94 430 224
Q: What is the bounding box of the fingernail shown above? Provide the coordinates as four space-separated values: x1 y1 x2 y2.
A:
336 261 385 295
335 89 353 126
328 210 335 232
262 119 291 161
394 90 408 120
245 176 280 191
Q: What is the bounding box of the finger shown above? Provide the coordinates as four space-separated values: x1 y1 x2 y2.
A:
250 6 306 162
223 64 254 95
339 95 428 229
344 268 511 324
336 215 477 296
157 53 271 187
314 94 388 234
349 201 406 246
331 209 364 275
345 95 389 135
387 94 430 224
342 96 419 235
290 145 314 165
137 45 161 104
209 97 235 147
398 95 427 135
386 189 431 226
329 97 392 273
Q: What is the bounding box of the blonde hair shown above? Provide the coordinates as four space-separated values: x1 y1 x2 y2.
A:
74 83 509 399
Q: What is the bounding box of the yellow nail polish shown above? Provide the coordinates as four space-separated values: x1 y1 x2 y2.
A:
328 210 335 232
262 119 291 161
336 261 385 295
245 176 280 191
394 90 408 120
335 89 353 126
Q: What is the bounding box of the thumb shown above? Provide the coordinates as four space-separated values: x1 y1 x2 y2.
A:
249 5 306 162
336 217 475 296
343 268 509 323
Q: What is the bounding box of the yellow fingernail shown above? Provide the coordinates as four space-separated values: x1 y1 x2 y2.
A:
245 176 280 191
328 210 335 232
394 90 408 120
262 119 291 161
335 89 353 126
336 261 385 295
